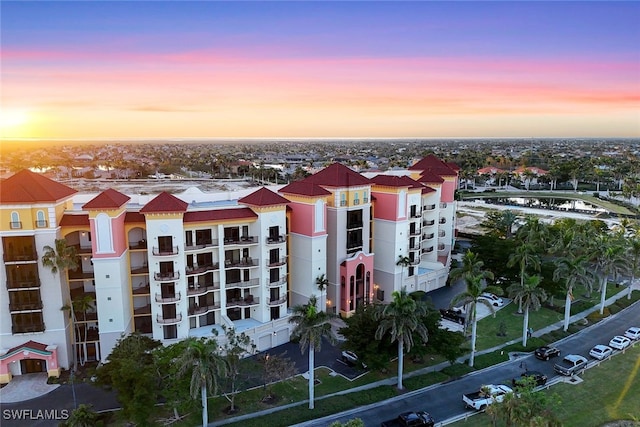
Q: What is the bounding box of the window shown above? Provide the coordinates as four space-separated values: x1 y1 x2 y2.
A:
363 191 368 203
314 200 324 232
35 211 47 228
10 212 21 229
354 192 360 205
163 325 177 339
340 193 347 207
95 213 113 253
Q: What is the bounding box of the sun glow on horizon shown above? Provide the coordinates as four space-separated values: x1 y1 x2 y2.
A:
0 109 32 138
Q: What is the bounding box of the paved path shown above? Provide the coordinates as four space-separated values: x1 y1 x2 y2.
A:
0 374 58 404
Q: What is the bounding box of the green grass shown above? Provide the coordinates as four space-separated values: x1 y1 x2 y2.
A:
447 344 640 427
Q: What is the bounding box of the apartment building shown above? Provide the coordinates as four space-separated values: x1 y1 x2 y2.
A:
0 155 457 383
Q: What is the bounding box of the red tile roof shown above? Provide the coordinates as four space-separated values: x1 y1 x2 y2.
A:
408 155 457 176
416 170 445 184
478 167 506 175
0 170 77 204
83 189 130 210
2 340 51 359
184 208 257 223
60 214 90 227
370 175 411 188
446 162 461 172
140 192 188 213
421 186 436 194
304 163 371 187
238 187 290 207
125 212 146 223
279 181 332 197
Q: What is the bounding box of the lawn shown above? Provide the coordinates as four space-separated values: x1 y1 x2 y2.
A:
447 343 640 427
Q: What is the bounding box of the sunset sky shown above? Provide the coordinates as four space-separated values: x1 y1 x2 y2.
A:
1 1 639 139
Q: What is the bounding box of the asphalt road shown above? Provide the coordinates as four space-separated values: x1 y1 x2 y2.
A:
298 300 640 427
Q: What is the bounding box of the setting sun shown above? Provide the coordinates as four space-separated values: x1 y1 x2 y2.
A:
0 109 30 137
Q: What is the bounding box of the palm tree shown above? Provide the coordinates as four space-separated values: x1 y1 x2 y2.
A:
626 237 640 299
289 295 337 409
316 274 329 311
507 243 541 314
507 274 547 346
396 255 411 287
74 294 96 366
176 338 226 427
588 234 629 314
374 288 428 390
451 275 502 367
42 238 78 274
553 255 596 331
449 250 494 284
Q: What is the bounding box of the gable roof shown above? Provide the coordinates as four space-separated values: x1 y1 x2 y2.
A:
279 181 332 197
416 170 445 184
140 192 188 213
125 212 146 223
184 208 258 223
0 169 77 204
304 163 370 187
60 214 90 227
83 189 130 210
369 175 411 188
238 187 290 207
1 340 51 359
408 154 457 176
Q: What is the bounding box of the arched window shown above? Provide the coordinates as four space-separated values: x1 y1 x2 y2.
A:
10 212 21 229
363 191 369 203
354 192 360 205
398 190 406 219
314 200 324 232
340 193 347 207
36 210 47 228
95 213 114 253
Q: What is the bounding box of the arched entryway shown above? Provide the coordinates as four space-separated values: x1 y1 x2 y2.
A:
20 358 46 374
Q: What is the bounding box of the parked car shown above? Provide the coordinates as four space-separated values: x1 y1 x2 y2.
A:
512 370 548 388
609 336 632 350
554 354 588 376
589 344 613 360
440 307 466 325
341 350 367 368
623 327 640 341
463 384 513 411
479 293 504 307
534 345 561 361
380 411 435 427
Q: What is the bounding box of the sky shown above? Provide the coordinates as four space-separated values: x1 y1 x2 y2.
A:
1 1 639 139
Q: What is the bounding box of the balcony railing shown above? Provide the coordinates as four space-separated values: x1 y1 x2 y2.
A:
154 271 180 281
340 200 347 207
226 278 260 288
226 296 259 307
438 244 446 251
266 235 285 245
152 246 179 256
268 276 287 286
224 258 259 268
132 285 151 295
347 241 363 250
440 202 448 208
188 303 220 316
186 263 219 276
131 265 149 275
155 292 181 303
438 230 446 237
187 281 220 295
68 270 94 280
268 297 287 306
10 221 22 229
7 279 40 289
12 323 45 334
347 221 363 230
129 240 148 250
9 302 43 312
439 218 447 224
409 258 420 266
408 229 421 236
424 204 436 210
422 233 435 240
363 197 369 203
411 212 422 218
156 313 182 324
134 304 152 316
185 239 219 251
3 251 38 262
266 257 287 267
423 219 435 226
35 220 48 228
423 246 434 253
223 236 258 245
410 242 421 250
354 199 360 205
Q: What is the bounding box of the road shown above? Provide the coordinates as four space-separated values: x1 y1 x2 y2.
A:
298 300 640 427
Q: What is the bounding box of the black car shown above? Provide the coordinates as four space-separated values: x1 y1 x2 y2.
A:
439 308 466 325
534 345 561 361
512 370 548 388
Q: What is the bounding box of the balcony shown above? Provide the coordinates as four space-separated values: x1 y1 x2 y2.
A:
3 250 38 262
411 212 422 219
227 296 259 307
12 323 45 334
422 233 435 240
438 244 446 251
438 230 446 237
187 281 220 296
266 257 287 267
226 278 260 288
188 303 220 316
10 221 22 229
224 258 259 268
363 197 369 203
129 240 148 250
409 257 420 266
423 246 435 253
7 279 40 290
340 200 347 207
155 292 181 303
154 271 179 281
156 313 182 324
268 296 287 306
266 235 285 245
134 304 151 316
223 236 258 245
9 302 43 312
410 242 421 250
35 220 48 228
68 270 94 281
440 202 448 209
423 219 435 227
439 218 447 224
185 239 219 251
186 263 219 276
347 221 363 230
424 204 436 211
408 229 421 237
268 276 287 287
131 265 149 275
72 244 92 255
132 285 150 295
354 199 360 205
152 246 179 256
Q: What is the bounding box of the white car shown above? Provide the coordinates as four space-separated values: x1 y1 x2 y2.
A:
589 344 613 360
479 293 504 307
609 336 632 350
624 327 640 341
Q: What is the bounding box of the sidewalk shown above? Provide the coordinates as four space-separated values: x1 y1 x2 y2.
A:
213 285 639 427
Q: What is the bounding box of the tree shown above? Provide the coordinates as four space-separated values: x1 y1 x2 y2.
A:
507 274 547 346
451 275 502 367
626 236 640 299
218 325 257 414
588 234 629 315
375 288 429 390
96 333 161 426
63 404 98 427
61 295 96 368
154 340 198 423
553 255 596 331
176 337 226 427
328 419 365 427
316 274 329 312
258 352 298 402
480 210 519 239
396 255 411 287
507 243 541 314
289 295 338 409
42 239 78 274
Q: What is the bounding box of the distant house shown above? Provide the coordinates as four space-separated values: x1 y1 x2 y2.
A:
512 166 548 178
